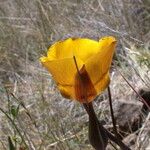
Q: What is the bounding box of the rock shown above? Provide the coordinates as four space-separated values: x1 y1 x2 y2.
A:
139 89 150 113
113 100 143 133
100 99 143 136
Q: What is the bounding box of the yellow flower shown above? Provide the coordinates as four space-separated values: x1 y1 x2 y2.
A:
40 36 117 103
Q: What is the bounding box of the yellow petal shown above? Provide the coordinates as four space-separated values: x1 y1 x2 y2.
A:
98 36 116 52
72 38 100 61
57 84 75 100
47 38 74 60
40 57 83 86
40 36 117 102
85 36 116 94
40 56 84 100
94 72 110 94
47 38 100 62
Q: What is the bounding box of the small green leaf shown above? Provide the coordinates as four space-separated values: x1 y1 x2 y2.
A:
10 105 20 119
8 136 16 150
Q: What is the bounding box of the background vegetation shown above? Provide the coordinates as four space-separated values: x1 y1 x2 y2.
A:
0 0 149 149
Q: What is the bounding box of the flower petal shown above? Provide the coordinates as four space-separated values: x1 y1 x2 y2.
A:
98 36 116 52
40 36 117 102
47 38 74 60
57 84 74 100
40 57 83 86
94 72 110 94
47 38 100 62
75 65 97 103
85 36 116 93
72 38 100 61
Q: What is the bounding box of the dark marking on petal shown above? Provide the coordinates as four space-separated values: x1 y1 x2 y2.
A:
75 65 97 103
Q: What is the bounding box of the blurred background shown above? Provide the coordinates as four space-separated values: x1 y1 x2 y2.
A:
0 0 149 149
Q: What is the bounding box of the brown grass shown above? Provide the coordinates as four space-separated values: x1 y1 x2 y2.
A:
0 0 149 149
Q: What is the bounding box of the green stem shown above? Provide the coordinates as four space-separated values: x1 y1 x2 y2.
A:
0 107 28 148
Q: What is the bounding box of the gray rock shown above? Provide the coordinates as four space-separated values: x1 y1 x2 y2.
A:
100 99 143 134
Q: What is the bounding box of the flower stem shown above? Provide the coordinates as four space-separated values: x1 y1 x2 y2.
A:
101 125 131 150
83 102 131 150
107 86 119 138
83 102 108 150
